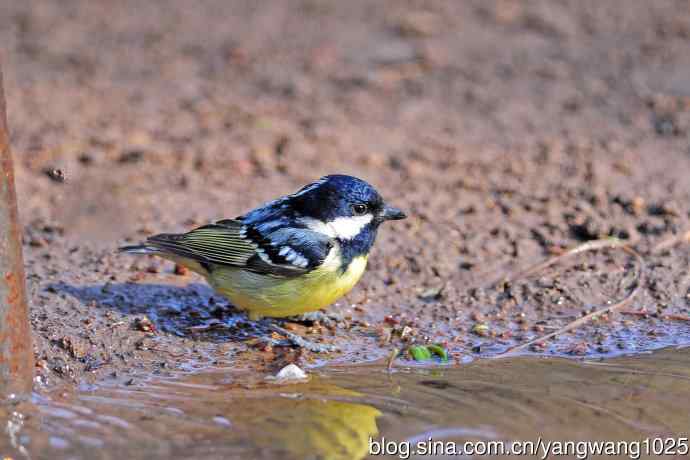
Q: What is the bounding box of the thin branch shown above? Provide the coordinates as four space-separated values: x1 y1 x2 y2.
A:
505 238 639 283
494 239 645 357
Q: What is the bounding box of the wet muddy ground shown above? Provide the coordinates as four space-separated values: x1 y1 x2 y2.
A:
2 0 690 393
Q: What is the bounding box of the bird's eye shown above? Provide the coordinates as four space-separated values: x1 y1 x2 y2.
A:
351 203 368 215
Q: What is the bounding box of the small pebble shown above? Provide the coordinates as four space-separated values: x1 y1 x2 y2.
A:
268 363 308 382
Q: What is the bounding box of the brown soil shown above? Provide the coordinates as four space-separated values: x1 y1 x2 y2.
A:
2 0 690 388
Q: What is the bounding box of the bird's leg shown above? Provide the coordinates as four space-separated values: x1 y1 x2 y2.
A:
266 323 338 353
284 310 342 327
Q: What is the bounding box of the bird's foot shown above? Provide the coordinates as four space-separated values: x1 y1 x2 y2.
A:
284 310 341 327
267 324 338 353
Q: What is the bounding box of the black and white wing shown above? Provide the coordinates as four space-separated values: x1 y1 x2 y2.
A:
142 219 333 278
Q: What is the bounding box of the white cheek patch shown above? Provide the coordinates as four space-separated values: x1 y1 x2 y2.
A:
328 214 373 239
301 215 373 240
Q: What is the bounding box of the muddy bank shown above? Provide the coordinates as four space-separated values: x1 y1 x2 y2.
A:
0 1 690 386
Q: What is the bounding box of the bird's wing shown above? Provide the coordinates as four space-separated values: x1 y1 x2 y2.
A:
146 220 255 266
146 219 333 278
243 224 334 277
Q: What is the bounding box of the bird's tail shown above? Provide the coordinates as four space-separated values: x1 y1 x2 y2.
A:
118 244 161 255
119 239 210 276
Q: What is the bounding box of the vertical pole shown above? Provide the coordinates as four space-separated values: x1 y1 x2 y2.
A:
0 59 34 397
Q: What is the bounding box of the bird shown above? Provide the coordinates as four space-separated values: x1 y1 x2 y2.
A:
120 175 406 325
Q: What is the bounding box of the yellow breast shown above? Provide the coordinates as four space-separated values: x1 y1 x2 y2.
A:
207 246 368 319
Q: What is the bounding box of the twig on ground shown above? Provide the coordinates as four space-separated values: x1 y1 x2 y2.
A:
494 238 645 357
504 238 639 283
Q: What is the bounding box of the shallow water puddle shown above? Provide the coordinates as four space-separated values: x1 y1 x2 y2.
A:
2 347 690 459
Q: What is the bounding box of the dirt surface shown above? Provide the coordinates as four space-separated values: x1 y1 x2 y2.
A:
3 0 690 388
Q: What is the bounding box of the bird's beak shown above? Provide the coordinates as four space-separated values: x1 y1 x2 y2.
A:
381 205 406 221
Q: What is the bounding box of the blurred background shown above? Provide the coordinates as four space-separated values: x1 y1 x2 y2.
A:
4 0 690 247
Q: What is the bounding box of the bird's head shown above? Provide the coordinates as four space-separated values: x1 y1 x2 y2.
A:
290 174 406 240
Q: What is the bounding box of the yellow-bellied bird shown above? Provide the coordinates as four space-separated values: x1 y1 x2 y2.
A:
120 175 406 327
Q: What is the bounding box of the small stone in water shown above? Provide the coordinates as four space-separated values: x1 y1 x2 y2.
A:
273 364 308 381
